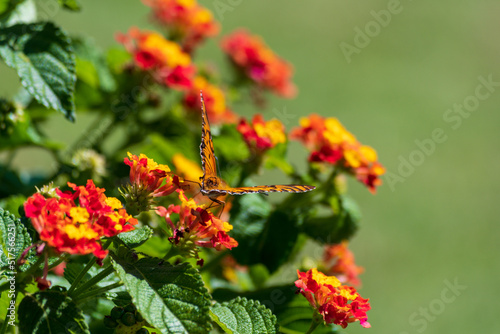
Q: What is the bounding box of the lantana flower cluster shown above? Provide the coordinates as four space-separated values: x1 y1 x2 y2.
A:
237 114 287 152
121 152 179 215
291 114 385 192
323 241 364 287
295 268 371 329
117 28 196 89
143 0 219 52
156 190 238 263
24 180 137 259
220 29 297 98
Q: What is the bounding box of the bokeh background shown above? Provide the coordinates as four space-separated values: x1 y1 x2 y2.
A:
1 1 499 333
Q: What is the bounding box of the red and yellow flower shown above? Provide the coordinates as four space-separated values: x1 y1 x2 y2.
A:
295 268 371 329
237 114 286 152
117 28 195 89
323 241 364 287
220 29 297 98
121 152 179 214
183 77 237 124
290 114 385 192
143 0 219 52
156 190 238 261
24 180 137 259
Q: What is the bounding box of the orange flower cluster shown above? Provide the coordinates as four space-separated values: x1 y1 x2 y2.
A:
290 114 385 192
143 0 219 52
237 114 286 152
323 241 364 287
122 152 179 214
295 268 371 329
117 28 195 89
24 180 137 259
156 190 238 256
220 29 297 98
183 77 237 124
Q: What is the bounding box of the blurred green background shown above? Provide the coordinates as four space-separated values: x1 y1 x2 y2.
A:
2 0 499 333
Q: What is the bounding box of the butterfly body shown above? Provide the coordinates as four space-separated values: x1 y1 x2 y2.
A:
198 92 315 208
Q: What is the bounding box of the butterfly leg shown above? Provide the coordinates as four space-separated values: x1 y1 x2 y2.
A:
207 198 225 218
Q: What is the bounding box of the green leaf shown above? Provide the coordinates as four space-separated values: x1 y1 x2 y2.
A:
302 196 361 244
211 297 279 334
18 290 90 334
63 262 89 285
58 0 81 11
230 193 305 273
117 225 153 248
229 194 271 266
0 0 36 27
73 36 116 92
0 207 37 274
111 256 212 334
106 290 133 307
263 142 293 174
212 285 341 334
212 124 249 162
0 22 76 121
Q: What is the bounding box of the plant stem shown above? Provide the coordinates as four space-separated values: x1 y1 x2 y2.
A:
73 282 123 303
70 265 114 298
304 320 320 334
66 239 112 295
66 257 97 295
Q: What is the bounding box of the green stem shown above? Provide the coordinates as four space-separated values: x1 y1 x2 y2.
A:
304 320 320 334
73 282 123 303
67 239 112 295
66 257 97 295
70 266 114 298
277 327 302 334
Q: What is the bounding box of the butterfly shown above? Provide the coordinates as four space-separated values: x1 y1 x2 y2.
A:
198 92 315 210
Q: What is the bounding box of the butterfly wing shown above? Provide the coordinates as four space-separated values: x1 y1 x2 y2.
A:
219 184 316 196
199 92 218 187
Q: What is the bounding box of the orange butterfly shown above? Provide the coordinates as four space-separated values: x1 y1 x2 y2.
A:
198 92 315 209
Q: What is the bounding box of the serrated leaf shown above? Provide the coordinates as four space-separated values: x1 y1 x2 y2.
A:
117 225 153 248
211 285 341 334
211 297 278 334
0 207 37 274
18 290 89 334
0 22 76 121
111 256 212 334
